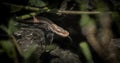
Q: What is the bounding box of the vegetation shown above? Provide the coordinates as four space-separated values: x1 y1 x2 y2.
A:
0 0 120 63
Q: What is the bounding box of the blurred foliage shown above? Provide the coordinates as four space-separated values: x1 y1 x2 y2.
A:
10 6 22 13
80 42 94 63
0 19 17 36
0 40 16 58
0 0 120 63
80 14 95 28
80 14 96 36
95 0 109 11
28 0 46 7
0 19 18 62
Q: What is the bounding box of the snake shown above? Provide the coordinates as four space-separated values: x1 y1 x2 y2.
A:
17 16 69 37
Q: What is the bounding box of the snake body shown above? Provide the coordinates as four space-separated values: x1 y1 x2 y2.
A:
17 16 69 37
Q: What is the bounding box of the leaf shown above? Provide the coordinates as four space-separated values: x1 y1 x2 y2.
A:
29 0 46 7
8 19 17 35
0 40 16 58
80 14 90 27
80 14 96 35
80 14 94 27
0 19 17 36
80 42 94 63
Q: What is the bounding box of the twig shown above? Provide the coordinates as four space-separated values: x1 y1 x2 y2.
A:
16 12 38 19
2 2 112 14
58 10 112 14
2 2 41 11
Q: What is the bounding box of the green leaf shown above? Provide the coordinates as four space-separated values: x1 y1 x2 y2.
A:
80 14 90 27
80 42 94 63
29 0 46 7
80 14 95 27
8 19 17 35
0 19 17 36
0 40 16 58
